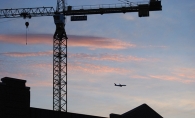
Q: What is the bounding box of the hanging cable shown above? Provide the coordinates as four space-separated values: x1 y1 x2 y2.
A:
25 21 29 45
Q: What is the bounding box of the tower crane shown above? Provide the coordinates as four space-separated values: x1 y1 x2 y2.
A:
0 0 162 112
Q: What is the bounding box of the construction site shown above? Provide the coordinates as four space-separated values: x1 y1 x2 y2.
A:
0 0 165 118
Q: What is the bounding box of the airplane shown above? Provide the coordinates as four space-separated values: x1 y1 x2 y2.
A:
114 83 126 87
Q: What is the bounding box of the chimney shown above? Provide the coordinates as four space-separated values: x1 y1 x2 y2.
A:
0 77 30 118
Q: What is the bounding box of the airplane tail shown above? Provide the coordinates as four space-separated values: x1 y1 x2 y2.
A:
114 83 116 85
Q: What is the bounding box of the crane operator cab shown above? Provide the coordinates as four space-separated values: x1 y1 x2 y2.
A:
53 14 68 39
53 14 65 24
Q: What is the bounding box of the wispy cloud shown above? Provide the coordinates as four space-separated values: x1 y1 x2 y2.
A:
172 68 195 83
21 61 131 77
130 75 150 80
149 68 195 84
0 71 39 83
69 62 131 75
129 67 195 84
0 34 52 45
150 75 187 83
1 51 148 62
140 45 168 49
69 53 147 62
1 51 52 57
69 35 135 50
122 14 135 21
27 79 52 87
2 72 53 88
0 34 136 50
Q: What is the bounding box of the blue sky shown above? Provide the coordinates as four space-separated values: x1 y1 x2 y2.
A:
0 0 195 118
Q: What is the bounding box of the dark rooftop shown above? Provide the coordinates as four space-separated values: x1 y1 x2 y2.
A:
122 103 163 118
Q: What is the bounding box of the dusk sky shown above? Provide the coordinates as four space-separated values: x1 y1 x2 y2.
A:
0 0 195 118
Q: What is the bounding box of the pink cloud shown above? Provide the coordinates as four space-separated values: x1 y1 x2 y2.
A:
140 45 168 49
0 64 52 87
30 62 131 75
0 34 52 45
27 80 52 87
69 62 131 75
172 68 195 83
130 75 150 79
129 67 195 84
2 51 149 62
0 71 39 83
2 51 52 57
69 35 136 50
69 53 147 62
26 58 132 76
31 63 52 70
149 70 195 84
0 34 136 50
150 75 184 82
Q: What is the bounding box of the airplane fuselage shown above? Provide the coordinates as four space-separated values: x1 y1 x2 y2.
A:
114 83 126 87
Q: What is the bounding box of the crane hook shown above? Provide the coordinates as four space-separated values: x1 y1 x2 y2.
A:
25 22 29 28
25 22 29 45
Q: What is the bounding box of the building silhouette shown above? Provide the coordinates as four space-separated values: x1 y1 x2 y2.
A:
110 104 163 118
0 77 163 118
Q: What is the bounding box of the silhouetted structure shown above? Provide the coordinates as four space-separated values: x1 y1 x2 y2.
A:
0 77 30 118
110 104 163 118
30 108 106 118
0 77 163 118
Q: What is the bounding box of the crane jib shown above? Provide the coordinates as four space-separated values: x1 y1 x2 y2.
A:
0 1 162 18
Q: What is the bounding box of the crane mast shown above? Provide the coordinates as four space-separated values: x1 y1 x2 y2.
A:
0 0 162 113
56 0 66 12
53 0 67 112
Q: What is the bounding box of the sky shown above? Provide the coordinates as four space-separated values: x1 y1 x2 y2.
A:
0 0 195 118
